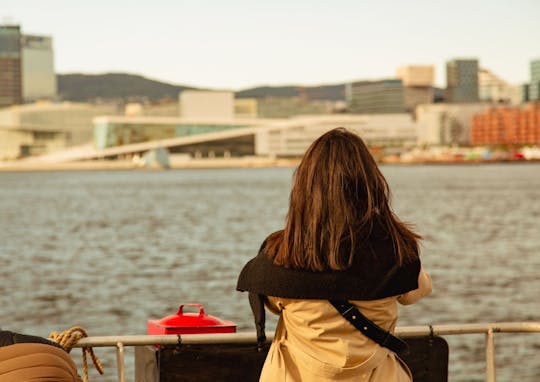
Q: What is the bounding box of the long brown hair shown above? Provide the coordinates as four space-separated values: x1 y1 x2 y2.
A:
267 127 420 271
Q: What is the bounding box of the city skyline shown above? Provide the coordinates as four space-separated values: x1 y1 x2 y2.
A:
2 0 540 90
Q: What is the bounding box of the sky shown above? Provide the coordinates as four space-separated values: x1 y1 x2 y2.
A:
2 0 539 90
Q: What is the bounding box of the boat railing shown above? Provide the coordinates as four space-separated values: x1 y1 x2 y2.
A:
74 321 540 382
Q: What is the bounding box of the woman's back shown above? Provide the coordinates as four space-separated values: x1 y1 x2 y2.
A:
268 297 398 363
261 297 411 381
237 128 432 381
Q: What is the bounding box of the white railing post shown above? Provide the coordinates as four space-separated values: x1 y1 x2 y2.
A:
116 342 125 382
72 322 540 382
485 328 496 382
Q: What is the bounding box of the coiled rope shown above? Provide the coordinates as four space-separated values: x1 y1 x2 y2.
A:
49 326 104 382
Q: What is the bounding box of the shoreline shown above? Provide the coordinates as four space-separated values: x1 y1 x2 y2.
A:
0 157 537 172
0 157 301 172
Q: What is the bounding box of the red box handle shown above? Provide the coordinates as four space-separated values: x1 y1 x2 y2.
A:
177 303 205 316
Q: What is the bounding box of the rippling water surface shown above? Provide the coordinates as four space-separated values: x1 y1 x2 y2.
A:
1 164 539 381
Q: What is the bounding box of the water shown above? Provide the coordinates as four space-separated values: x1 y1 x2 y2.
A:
1 164 539 381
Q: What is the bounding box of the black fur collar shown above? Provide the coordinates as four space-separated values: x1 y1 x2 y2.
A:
237 229 420 300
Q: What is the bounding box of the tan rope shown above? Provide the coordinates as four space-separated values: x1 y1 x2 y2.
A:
49 326 104 382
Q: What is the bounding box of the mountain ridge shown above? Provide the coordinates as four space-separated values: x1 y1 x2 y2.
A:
57 73 346 102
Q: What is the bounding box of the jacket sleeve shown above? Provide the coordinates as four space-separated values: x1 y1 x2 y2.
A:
397 267 432 305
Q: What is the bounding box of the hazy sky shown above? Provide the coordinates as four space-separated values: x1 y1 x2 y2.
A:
3 0 539 90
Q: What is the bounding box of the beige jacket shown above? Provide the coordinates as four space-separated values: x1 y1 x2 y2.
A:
0 343 80 382
260 268 432 381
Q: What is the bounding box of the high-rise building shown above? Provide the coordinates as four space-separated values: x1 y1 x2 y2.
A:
0 25 22 108
22 34 57 101
446 59 479 103
530 58 540 101
396 65 435 112
346 79 406 114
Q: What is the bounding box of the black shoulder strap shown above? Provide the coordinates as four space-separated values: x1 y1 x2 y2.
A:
249 292 266 351
329 300 409 355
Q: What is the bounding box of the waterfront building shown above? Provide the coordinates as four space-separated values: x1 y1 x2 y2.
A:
478 68 518 104
347 79 406 114
256 114 417 156
0 25 22 108
396 65 435 113
0 102 118 159
471 103 540 146
234 98 258 118
446 59 479 103
21 34 57 102
179 90 235 119
416 103 488 146
93 116 260 154
0 124 67 160
530 59 540 101
92 114 417 160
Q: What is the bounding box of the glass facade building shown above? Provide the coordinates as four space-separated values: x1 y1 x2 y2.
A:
94 121 249 149
530 59 540 101
347 79 406 114
446 59 479 103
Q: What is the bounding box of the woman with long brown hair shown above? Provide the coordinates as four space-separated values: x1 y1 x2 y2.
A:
237 127 432 381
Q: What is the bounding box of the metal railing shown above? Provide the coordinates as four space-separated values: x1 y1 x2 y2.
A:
74 321 540 382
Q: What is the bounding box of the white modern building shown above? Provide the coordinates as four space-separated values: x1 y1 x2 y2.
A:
255 114 417 156
416 103 489 146
3 110 420 162
0 126 66 160
92 114 418 158
0 102 118 159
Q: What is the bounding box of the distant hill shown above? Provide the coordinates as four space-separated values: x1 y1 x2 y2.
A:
235 84 345 101
57 73 199 102
57 73 347 102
